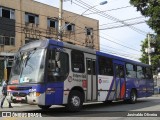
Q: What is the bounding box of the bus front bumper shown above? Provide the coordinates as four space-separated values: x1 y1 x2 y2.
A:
7 92 45 105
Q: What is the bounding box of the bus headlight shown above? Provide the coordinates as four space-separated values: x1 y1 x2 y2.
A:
29 92 41 97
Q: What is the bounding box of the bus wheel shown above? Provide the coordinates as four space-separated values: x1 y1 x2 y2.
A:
38 105 51 109
129 90 137 104
66 90 83 112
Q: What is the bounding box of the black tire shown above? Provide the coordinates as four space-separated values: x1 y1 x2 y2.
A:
38 105 51 109
65 90 83 112
129 90 137 104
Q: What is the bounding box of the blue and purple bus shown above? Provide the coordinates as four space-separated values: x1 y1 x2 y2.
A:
7 39 154 111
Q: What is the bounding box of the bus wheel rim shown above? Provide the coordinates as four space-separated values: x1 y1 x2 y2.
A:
71 96 80 107
131 93 136 101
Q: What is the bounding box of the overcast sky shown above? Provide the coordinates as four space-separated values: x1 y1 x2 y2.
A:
34 0 154 61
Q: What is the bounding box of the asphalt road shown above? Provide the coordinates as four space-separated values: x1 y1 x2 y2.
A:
0 95 160 120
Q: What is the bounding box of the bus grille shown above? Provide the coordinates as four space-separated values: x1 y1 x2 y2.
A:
12 92 27 97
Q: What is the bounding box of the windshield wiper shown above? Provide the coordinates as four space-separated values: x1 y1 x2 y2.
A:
24 48 37 67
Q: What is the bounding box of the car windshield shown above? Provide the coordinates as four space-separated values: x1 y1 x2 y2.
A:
9 49 45 84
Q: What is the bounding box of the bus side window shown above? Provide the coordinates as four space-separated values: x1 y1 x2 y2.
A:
137 66 145 79
146 67 152 79
71 50 85 73
119 66 125 78
126 63 137 78
98 56 113 76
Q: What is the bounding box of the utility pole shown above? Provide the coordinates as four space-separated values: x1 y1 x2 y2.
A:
148 33 151 65
20 0 23 46
58 0 63 41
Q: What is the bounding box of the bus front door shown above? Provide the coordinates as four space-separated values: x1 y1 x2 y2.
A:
114 63 126 100
86 59 97 101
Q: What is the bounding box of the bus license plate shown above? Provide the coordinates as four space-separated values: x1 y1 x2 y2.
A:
16 97 22 101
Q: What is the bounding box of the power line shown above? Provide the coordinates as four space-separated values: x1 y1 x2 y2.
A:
63 5 132 19
64 26 141 53
73 21 146 34
84 5 132 15
0 3 143 54
0 18 142 53
99 16 145 26
100 49 140 60
0 21 141 60
73 0 147 35
99 21 146 30
64 33 141 60
100 45 141 55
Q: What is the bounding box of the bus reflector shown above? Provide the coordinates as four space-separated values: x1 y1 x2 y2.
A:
82 80 87 88
36 92 41 96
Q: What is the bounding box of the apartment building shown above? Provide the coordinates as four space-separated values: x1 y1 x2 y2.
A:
0 0 99 82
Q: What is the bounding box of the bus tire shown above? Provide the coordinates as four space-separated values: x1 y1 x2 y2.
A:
66 90 83 112
38 105 51 109
129 89 137 104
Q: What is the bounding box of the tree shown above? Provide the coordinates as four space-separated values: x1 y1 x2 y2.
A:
130 0 160 34
130 0 160 73
140 35 160 73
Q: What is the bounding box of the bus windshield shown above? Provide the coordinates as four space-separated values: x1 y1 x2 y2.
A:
9 49 45 84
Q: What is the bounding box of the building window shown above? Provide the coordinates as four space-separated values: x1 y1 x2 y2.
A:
85 27 93 36
1 36 15 46
25 13 39 25
71 50 84 73
98 56 113 76
65 22 75 32
4 36 10 45
47 18 58 29
0 7 15 19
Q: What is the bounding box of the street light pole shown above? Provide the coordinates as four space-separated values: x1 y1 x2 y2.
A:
58 0 63 41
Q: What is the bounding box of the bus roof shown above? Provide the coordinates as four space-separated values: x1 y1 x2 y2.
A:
96 51 150 67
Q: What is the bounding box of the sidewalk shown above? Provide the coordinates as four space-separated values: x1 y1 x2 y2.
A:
1 98 28 108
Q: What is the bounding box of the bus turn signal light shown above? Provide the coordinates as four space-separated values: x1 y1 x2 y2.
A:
36 92 41 96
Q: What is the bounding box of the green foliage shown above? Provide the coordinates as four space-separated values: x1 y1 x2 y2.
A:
140 35 160 73
130 0 160 73
130 0 160 34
